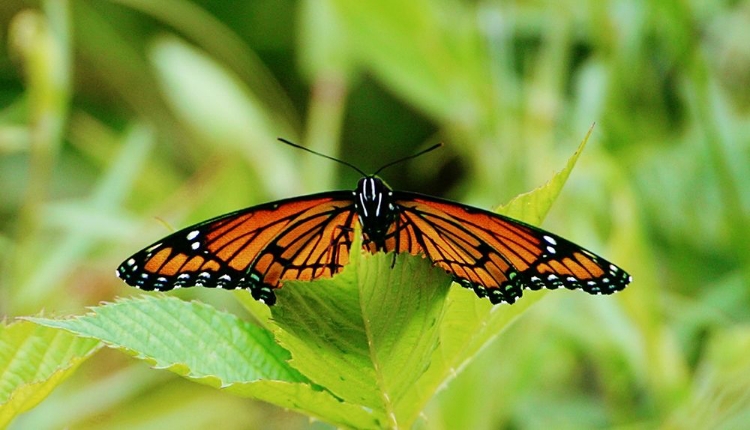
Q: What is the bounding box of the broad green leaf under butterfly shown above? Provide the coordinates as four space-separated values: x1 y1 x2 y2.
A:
28 296 378 429
0 320 101 428
271 232 452 428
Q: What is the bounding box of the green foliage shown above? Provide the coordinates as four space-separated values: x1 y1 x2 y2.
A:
1 0 749 428
29 297 305 385
0 321 100 428
7 133 588 428
28 296 378 429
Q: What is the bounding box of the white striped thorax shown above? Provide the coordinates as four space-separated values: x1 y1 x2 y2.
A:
354 176 397 242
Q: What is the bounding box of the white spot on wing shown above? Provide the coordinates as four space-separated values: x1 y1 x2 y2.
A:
146 243 161 253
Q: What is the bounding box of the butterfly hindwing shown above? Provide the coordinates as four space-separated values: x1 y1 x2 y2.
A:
117 192 356 305
388 192 631 304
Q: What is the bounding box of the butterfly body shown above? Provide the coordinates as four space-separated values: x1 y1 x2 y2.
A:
117 175 631 306
356 177 398 250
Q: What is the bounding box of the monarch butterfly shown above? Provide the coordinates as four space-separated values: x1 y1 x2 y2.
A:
117 140 631 306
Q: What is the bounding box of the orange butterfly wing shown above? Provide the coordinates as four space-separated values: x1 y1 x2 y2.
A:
117 192 356 305
370 192 631 304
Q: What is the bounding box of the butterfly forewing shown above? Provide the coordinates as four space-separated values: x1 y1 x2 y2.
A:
390 191 631 304
251 201 357 286
117 192 356 304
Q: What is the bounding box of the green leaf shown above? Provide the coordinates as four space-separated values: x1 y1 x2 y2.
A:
0 320 100 428
272 235 453 428
222 380 381 430
497 125 595 224
409 127 594 414
29 296 301 384
27 296 376 429
149 36 281 146
148 35 298 197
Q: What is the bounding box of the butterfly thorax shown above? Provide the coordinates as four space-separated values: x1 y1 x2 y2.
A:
354 176 397 247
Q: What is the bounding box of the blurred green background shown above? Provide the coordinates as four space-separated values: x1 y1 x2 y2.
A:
2 0 749 428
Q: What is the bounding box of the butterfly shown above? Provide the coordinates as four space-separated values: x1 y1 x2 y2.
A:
117 140 631 306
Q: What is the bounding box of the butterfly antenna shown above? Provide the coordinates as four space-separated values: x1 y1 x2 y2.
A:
278 138 367 176
373 142 443 175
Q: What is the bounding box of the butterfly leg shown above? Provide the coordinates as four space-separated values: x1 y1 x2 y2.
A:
389 214 406 269
331 224 354 274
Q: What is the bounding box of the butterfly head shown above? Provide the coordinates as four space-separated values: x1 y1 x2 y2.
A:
355 176 397 241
